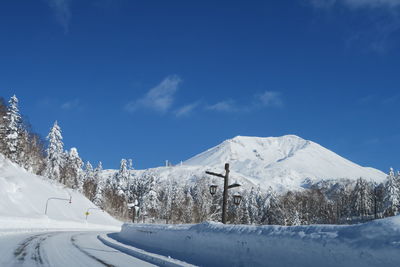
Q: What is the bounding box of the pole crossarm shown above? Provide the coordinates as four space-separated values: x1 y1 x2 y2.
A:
228 183 241 189
205 171 225 178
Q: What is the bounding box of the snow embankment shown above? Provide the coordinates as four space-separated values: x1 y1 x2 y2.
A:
0 154 121 232
116 217 400 267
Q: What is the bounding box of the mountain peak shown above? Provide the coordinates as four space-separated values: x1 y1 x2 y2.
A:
184 135 386 189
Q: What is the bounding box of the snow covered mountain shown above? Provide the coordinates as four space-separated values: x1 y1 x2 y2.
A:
183 135 386 190
109 135 387 193
0 154 120 230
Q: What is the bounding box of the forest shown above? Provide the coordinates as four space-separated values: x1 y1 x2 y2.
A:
1 95 399 225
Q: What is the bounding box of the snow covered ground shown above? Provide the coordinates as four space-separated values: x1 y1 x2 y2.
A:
116 216 400 267
0 154 192 266
0 154 120 232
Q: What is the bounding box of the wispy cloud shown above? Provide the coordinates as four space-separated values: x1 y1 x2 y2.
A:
46 0 72 33
309 0 400 9
358 94 400 105
206 99 237 112
125 75 182 113
308 0 400 53
61 98 81 110
256 91 284 108
358 94 376 104
206 91 284 113
174 102 200 117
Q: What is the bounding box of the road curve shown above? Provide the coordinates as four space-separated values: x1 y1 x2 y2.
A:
0 231 156 267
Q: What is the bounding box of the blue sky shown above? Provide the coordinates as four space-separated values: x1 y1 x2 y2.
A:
1 0 400 171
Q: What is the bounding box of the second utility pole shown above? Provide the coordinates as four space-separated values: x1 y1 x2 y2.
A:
222 163 230 224
206 163 240 224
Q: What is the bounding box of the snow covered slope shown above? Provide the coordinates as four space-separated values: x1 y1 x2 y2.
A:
0 154 120 231
101 135 386 193
184 135 386 190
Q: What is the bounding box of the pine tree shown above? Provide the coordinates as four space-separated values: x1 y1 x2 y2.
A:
116 159 129 196
45 121 65 182
83 161 96 201
351 177 373 218
292 210 301 226
264 187 284 225
93 161 104 206
4 95 22 162
63 147 84 189
383 168 400 216
0 97 8 155
247 187 259 224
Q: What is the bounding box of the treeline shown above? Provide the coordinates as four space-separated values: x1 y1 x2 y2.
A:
0 96 46 174
0 95 91 191
1 94 400 225
97 165 400 225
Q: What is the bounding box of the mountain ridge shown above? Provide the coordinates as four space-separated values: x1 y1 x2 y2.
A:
103 135 387 192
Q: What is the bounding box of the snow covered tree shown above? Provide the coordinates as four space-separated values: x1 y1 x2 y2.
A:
4 95 22 162
191 176 217 223
383 168 400 216
101 159 132 219
247 187 260 224
263 188 284 225
181 184 194 223
18 130 45 173
128 171 158 222
115 159 129 196
351 177 373 218
63 147 84 189
141 175 159 222
83 161 97 201
45 121 65 182
0 97 8 155
93 161 104 206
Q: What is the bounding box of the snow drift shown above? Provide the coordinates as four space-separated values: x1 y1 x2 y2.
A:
0 154 120 231
115 216 400 267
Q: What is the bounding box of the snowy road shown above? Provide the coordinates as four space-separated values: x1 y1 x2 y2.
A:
0 231 157 267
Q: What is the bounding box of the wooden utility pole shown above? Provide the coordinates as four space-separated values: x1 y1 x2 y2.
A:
206 163 241 224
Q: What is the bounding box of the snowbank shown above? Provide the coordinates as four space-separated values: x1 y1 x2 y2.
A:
116 217 400 267
0 154 121 232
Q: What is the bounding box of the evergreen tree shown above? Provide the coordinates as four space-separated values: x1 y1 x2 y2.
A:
93 161 104 206
247 187 259 224
115 159 129 196
63 147 84 189
0 97 8 155
264 187 284 225
4 95 22 162
45 121 65 182
292 210 301 226
351 177 373 218
383 168 400 216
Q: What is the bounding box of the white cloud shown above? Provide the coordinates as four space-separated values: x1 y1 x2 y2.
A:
61 99 80 110
174 102 200 117
309 0 400 8
46 0 72 33
125 75 182 113
257 91 283 108
309 0 400 53
206 99 237 112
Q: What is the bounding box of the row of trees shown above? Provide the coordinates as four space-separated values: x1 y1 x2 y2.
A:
0 95 99 193
94 162 400 225
0 96 46 174
2 94 400 225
